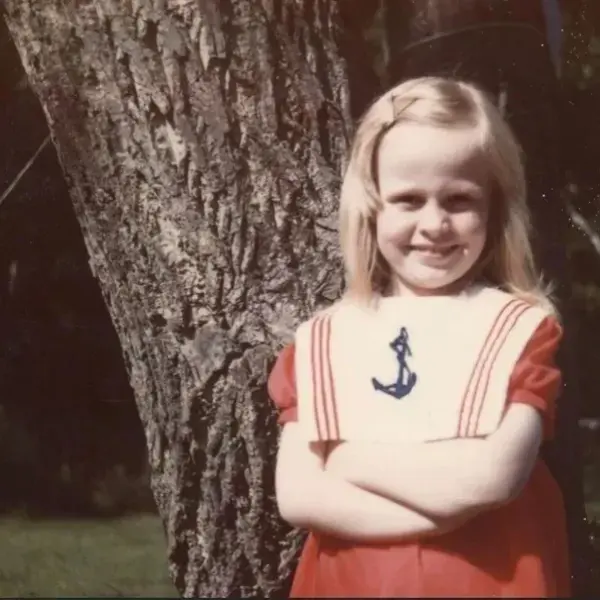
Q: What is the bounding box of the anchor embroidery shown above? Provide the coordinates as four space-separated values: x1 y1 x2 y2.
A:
372 327 417 400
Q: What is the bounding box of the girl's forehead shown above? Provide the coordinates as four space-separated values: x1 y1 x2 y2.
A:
376 122 489 185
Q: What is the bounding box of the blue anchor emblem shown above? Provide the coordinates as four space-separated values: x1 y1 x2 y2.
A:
372 327 417 400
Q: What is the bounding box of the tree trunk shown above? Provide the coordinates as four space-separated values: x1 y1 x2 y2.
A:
2 0 353 595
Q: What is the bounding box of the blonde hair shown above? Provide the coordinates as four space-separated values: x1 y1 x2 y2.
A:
339 76 555 313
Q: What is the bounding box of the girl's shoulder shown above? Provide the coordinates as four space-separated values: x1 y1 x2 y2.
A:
472 285 557 320
476 284 563 364
268 301 346 424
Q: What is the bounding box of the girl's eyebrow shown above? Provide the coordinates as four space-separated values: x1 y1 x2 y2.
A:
382 189 423 204
381 182 424 197
444 183 487 199
383 180 485 197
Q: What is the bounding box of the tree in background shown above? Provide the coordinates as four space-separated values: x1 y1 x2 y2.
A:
1 0 369 595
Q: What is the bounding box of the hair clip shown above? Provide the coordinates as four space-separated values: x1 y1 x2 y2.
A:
390 94 418 119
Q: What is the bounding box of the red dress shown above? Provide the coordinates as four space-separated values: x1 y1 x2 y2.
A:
268 316 571 598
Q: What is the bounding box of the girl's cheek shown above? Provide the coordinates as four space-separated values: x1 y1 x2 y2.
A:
385 222 411 244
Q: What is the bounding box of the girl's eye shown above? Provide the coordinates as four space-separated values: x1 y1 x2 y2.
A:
389 194 422 207
446 193 475 210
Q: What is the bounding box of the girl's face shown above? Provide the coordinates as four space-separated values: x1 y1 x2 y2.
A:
375 122 491 296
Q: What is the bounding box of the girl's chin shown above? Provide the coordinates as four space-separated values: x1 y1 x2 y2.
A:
392 271 472 295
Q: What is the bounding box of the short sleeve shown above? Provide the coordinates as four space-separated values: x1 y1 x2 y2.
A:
507 316 563 439
267 344 298 425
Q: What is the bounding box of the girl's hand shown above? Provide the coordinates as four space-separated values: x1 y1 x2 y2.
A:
325 441 367 483
324 441 350 476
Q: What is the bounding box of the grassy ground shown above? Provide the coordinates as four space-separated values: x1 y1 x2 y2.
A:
0 513 178 597
2 503 600 597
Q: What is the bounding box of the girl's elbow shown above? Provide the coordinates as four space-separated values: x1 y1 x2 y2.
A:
495 477 528 505
469 450 525 508
459 468 512 511
277 494 310 527
275 480 318 528
479 471 525 507
480 484 513 508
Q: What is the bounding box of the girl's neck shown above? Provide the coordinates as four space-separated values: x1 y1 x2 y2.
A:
384 276 482 299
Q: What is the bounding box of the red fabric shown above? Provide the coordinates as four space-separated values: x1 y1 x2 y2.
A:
267 343 298 425
507 315 562 439
267 316 570 598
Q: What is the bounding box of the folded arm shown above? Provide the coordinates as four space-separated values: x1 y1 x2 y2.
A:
275 423 468 542
325 403 543 520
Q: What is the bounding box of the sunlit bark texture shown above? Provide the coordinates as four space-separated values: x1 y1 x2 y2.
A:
2 0 353 595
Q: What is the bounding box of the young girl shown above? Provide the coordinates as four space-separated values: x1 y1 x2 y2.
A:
268 76 571 598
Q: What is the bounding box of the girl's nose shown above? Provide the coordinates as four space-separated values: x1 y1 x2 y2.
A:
419 202 450 236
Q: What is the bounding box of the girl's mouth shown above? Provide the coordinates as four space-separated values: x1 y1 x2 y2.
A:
408 245 460 258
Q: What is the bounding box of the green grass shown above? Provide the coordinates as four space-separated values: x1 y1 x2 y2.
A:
0 513 178 597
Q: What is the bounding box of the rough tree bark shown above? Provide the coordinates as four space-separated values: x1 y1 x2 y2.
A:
2 0 356 596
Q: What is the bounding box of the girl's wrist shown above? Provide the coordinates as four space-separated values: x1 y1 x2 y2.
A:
326 441 368 483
